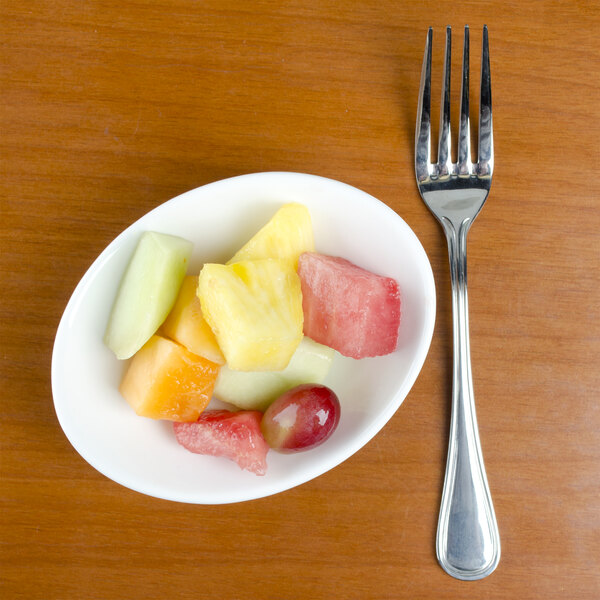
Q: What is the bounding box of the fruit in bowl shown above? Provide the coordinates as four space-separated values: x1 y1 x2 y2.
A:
103 198 405 475
103 231 193 360
298 252 402 359
197 258 304 372
160 275 226 365
227 201 314 268
213 336 335 412
51 172 436 503
261 384 341 453
174 410 270 476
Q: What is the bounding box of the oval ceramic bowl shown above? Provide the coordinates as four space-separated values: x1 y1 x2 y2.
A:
52 172 436 504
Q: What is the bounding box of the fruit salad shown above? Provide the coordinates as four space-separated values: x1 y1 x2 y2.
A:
104 202 402 475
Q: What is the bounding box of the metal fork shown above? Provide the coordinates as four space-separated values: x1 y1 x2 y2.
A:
415 25 500 580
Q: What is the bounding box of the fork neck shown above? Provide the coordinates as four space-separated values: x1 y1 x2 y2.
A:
440 216 474 386
442 217 471 303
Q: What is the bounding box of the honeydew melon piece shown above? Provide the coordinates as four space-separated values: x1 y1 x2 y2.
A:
227 203 314 269
213 336 335 411
160 275 225 365
104 231 193 360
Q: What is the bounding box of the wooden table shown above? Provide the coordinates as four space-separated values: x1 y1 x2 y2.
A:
2 1 599 598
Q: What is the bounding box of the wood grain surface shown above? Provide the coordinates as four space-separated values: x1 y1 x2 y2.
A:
2 1 599 599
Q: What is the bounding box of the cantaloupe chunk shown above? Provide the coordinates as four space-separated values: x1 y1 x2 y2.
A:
160 275 225 365
227 203 314 269
119 335 219 421
197 259 303 371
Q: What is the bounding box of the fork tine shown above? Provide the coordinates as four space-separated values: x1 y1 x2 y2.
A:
457 26 471 174
437 26 452 176
477 25 493 176
415 27 433 183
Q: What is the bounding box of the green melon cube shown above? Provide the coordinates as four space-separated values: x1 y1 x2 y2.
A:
104 231 193 359
213 336 335 411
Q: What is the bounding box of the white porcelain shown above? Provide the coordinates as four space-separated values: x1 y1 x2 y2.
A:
52 172 436 504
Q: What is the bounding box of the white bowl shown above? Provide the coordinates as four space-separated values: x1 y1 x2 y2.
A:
52 172 436 504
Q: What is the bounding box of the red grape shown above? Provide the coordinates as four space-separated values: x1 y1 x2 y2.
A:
261 384 340 452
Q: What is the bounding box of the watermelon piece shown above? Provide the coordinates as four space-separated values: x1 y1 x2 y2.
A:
297 252 401 359
173 410 269 475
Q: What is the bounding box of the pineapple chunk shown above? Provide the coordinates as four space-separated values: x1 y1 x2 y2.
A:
227 203 314 269
161 275 225 365
197 259 303 371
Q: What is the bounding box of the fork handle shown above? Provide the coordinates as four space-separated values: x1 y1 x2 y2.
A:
436 218 501 580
